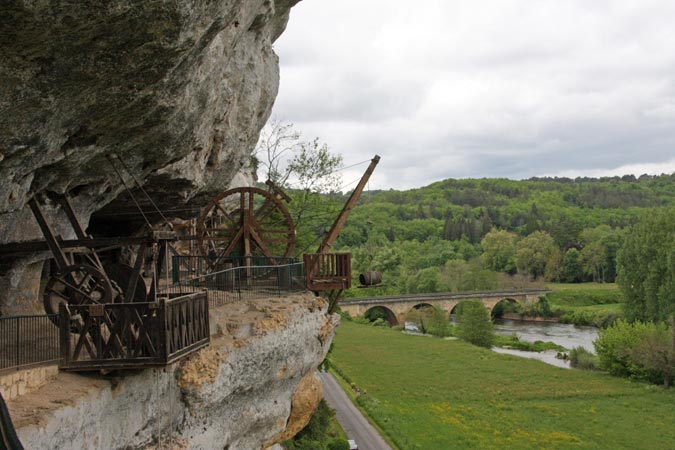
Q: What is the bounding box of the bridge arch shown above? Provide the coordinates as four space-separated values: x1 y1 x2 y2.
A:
449 299 485 317
364 305 398 326
412 302 434 310
491 298 520 318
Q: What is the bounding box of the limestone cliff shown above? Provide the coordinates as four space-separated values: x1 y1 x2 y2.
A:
0 0 300 313
8 294 336 450
0 3 336 449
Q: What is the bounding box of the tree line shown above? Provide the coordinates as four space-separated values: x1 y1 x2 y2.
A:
328 174 675 296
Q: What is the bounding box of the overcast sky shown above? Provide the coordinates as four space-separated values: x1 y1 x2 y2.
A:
270 0 675 190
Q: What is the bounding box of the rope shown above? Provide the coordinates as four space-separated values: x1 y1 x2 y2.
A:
114 154 174 230
106 155 153 228
333 158 371 173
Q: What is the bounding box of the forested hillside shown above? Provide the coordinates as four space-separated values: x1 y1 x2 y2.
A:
323 174 675 297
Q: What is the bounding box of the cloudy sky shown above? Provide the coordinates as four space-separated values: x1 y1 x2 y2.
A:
270 0 675 190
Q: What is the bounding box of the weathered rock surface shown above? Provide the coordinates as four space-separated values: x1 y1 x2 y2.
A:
0 0 298 230
8 293 337 450
0 0 300 311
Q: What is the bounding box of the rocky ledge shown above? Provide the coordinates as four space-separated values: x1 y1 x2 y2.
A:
8 293 336 450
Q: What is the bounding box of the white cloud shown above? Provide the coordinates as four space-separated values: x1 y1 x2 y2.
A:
271 0 675 189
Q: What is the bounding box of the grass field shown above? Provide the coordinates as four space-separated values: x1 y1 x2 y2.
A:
331 320 675 450
545 282 623 307
540 283 624 326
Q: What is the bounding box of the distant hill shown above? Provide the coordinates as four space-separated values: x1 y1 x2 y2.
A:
328 173 675 295
337 173 675 249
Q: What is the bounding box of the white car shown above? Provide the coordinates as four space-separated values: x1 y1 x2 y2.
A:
348 439 358 450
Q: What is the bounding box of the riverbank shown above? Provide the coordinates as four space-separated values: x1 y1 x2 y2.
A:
331 320 675 449
496 282 625 327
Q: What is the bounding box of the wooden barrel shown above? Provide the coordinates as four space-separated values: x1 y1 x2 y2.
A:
359 271 382 286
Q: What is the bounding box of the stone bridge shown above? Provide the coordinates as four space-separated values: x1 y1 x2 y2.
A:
340 289 551 325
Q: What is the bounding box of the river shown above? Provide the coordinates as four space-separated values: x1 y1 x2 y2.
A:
405 318 599 369
492 319 599 369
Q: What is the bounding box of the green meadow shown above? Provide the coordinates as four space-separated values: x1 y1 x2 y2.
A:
330 320 675 450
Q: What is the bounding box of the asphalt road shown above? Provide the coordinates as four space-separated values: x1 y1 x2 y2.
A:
318 371 393 450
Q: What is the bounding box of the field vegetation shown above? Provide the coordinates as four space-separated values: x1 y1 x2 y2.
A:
330 321 675 449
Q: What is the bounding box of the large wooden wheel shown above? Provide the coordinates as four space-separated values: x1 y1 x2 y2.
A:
43 264 114 315
43 264 114 331
196 186 296 268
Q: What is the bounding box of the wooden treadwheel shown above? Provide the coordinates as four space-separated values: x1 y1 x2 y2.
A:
196 186 296 268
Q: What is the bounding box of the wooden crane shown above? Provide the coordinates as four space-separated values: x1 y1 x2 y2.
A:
304 155 380 313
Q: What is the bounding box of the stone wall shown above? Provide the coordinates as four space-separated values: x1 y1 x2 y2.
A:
0 366 58 401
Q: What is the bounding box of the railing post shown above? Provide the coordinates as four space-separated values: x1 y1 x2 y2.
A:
59 304 70 368
15 316 20 368
237 268 241 301
159 297 169 363
172 256 179 283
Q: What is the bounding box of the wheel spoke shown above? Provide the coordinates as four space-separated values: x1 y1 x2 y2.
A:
198 187 296 265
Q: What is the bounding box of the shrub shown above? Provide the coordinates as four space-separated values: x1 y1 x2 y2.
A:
371 318 388 327
405 306 452 337
352 317 371 325
594 319 663 383
337 309 352 321
285 399 336 450
569 346 599 371
328 439 351 450
456 302 495 348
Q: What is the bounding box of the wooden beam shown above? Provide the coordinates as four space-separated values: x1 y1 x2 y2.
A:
316 155 380 255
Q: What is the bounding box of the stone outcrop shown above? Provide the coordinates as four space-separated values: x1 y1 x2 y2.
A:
0 0 300 311
8 293 337 450
0 0 298 227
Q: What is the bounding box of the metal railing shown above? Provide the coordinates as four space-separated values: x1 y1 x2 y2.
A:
163 262 306 307
171 255 299 283
0 314 60 374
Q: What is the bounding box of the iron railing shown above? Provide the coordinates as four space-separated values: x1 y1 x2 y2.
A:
163 262 306 307
171 255 299 283
60 292 210 371
0 314 60 374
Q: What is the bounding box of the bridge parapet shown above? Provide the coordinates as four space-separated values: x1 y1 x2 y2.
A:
341 289 551 306
340 289 551 325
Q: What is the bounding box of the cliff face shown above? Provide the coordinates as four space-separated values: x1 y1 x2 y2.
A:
1 3 335 449
8 294 336 450
0 0 298 241
0 0 300 314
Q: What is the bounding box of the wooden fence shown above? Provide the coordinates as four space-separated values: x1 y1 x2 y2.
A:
60 292 209 371
303 253 352 291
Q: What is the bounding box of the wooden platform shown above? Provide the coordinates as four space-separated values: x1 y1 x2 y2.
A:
303 253 351 292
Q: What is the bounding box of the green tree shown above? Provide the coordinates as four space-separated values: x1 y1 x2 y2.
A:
594 319 660 381
285 399 336 450
439 259 468 292
255 118 344 255
481 228 518 274
617 208 675 322
456 302 495 348
561 248 583 283
579 225 622 282
405 267 441 294
581 241 607 282
515 231 560 279
630 322 675 388
405 306 452 337
600 230 624 282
